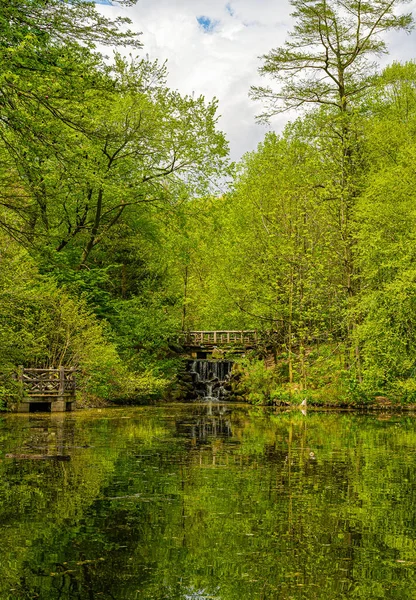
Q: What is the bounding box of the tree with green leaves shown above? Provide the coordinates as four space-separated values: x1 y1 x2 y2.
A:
0 0 232 407
0 0 141 49
0 1 142 136
0 52 229 266
250 0 414 374
251 0 414 118
351 61 416 400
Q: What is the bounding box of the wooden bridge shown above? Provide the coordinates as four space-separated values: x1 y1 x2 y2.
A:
16 367 76 413
181 331 257 354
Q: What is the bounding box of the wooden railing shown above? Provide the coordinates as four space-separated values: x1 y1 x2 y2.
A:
181 331 258 347
19 367 76 398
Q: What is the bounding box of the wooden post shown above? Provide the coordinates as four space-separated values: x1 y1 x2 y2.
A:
214 331 217 344
59 366 65 398
72 367 76 396
52 366 66 412
18 365 24 402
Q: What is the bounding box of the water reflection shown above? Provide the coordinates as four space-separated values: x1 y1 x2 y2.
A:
0 405 415 599
176 402 232 443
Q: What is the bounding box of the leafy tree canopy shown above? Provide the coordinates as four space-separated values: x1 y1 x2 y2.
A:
251 0 414 120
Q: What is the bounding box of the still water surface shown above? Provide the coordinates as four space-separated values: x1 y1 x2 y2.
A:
0 404 415 599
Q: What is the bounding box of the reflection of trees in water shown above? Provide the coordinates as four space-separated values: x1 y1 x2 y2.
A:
22 414 77 456
176 403 232 443
183 587 220 599
0 409 415 599
0 412 144 600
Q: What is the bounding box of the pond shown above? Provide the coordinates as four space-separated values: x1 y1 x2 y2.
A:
0 404 415 599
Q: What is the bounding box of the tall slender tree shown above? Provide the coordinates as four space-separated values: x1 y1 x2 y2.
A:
250 0 414 371
251 0 413 118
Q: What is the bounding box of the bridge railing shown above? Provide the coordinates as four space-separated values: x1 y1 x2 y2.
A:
19 367 76 398
181 331 258 347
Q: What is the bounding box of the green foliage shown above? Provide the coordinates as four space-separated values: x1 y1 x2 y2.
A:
1 0 416 407
0 50 229 267
179 57 416 404
0 0 231 408
232 357 278 405
0 0 141 50
0 239 142 407
251 0 414 119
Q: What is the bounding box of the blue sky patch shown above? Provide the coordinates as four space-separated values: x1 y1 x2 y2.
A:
197 16 219 33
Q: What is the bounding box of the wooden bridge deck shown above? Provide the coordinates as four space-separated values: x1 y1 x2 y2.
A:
181 331 257 349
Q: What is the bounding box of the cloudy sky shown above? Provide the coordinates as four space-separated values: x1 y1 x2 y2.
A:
100 0 416 161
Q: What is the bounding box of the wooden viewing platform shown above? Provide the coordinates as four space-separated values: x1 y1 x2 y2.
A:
17 367 76 413
181 331 258 349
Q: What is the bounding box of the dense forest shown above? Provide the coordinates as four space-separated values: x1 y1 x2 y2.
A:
1 0 416 408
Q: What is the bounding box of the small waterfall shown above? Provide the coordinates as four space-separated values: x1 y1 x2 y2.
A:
189 360 233 401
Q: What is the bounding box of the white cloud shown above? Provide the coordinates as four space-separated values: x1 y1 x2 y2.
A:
102 1 416 161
